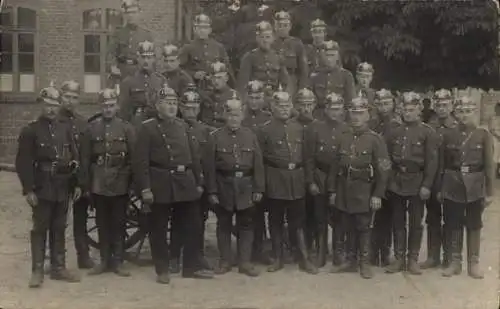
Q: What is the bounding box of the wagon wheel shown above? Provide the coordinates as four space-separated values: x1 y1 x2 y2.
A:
86 194 149 261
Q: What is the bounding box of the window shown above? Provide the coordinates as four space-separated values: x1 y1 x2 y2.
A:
0 6 37 93
82 8 123 93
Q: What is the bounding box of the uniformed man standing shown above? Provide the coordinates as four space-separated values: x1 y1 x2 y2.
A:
179 14 234 89
385 92 438 275
439 96 494 279
420 89 458 270
311 40 355 119
258 88 318 274
135 85 214 283
107 0 153 80
305 92 349 268
56 80 94 270
288 0 323 44
200 61 239 127
206 94 265 277
327 97 390 279
237 21 291 102
161 44 194 97
241 80 273 264
305 19 327 75
79 89 135 277
355 62 376 116
368 89 400 267
16 86 81 288
272 10 309 95
168 90 215 273
119 40 167 126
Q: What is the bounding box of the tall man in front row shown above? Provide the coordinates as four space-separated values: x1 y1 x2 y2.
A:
79 89 136 277
16 86 81 288
206 94 265 277
439 96 494 279
328 97 390 279
135 85 214 284
385 92 438 275
258 88 318 274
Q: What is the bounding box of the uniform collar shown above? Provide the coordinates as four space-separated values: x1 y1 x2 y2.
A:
403 120 420 127
351 125 369 136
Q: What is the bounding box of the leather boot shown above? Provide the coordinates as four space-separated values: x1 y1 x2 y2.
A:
29 231 46 288
169 258 181 274
296 229 318 274
343 230 359 273
215 223 233 275
370 227 380 266
330 227 350 273
441 226 451 268
407 228 423 275
359 231 374 279
238 229 259 277
385 230 406 274
467 229 484 279
442 229 463 277
420 226 441 269
380 225 392 267
50 230 81 282
316 226 327 268
267 225 284 272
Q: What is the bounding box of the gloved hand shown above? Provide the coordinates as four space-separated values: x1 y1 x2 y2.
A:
309 183 320 196
26 192 38 208
208 194 220 205
419 186 431 201
370 196 382 211
252 192 263 203
141 188 154 205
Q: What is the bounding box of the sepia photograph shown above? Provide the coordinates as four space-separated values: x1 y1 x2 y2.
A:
0 0 499 308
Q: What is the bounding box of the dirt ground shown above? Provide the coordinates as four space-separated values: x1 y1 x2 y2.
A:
0 171 498 309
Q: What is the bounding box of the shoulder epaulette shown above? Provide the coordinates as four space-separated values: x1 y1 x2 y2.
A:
420 122 435 131
142 118 155 124
259 120 272 128
209 127 223 136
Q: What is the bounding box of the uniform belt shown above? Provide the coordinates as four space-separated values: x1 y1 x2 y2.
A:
315 161 330 173
217 169 253 178
340 165 373 181
446 165 483 173
37 161 73 174
394 163 423 173
91 154 127 167
150 162 192 173
264 159 303 170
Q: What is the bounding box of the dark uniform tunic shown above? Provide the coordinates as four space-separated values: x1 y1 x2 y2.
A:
242 109 272 132
179 38 234 87
119 70 167 125
79 116 136 265
200 86 238 128
162 68 194 97
311 67 355 117
305 43 323 76
272 36 309 93
237 48 291 98
107 24 153 78
134 116 204 276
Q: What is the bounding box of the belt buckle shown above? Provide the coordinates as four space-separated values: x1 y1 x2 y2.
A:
288 163 295 170
235 171 243 178
460 166 470 173
126 59 134 65
176 165 186 172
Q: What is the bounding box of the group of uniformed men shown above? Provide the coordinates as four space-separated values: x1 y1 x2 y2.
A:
15 0 494 288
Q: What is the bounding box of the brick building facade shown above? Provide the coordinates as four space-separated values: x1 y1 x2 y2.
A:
0 0 191 164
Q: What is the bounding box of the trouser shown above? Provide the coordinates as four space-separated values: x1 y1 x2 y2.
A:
338 210 372 265
424 192 445 263
72 196 91 260
252 199 269 259
93 194 127 267
371 198 393 265
170 194 209 261
149 201 202 276
215 206 255 266
268 198 306 262
443 199 484 265
306 193 329 263
330 207 345 265
32 198 69 273
388 192 425 263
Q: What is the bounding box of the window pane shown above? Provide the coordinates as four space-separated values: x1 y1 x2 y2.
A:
19 33 35 53
84 35 101 53
83 9 102 30
84 74 101 93
0 74 13 92
0 7 13 27
0 54 13 72
84 55 101 73
0 33 13 52
20 74 35 92
106 9 123 31
18 8 37 29
19 53 35 72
